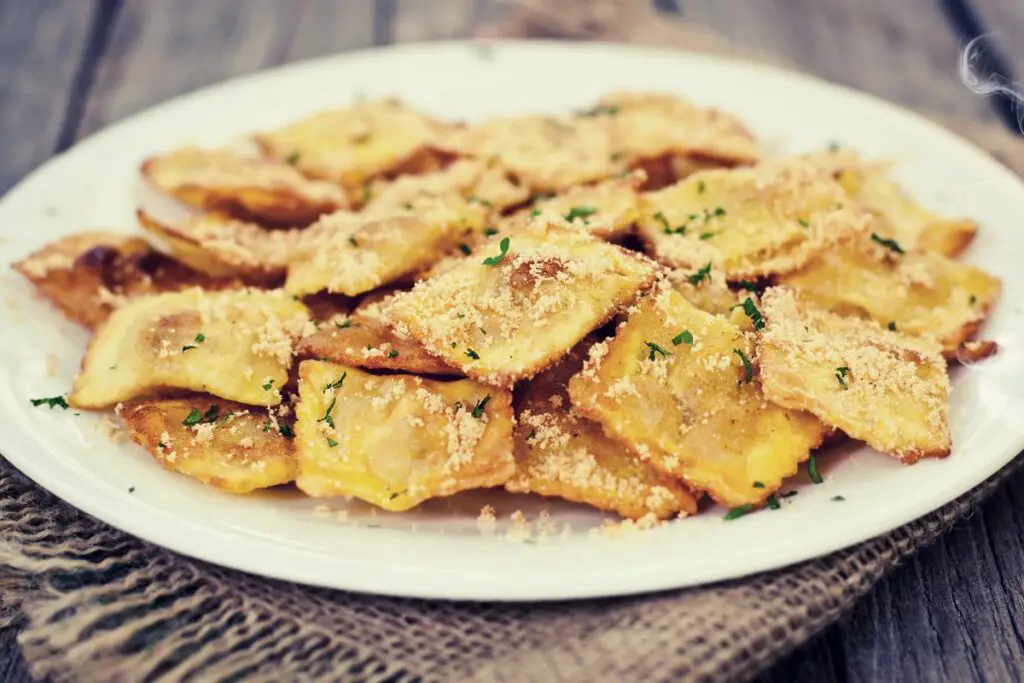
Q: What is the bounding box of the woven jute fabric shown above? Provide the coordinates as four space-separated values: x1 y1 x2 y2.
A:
4 3 1024 682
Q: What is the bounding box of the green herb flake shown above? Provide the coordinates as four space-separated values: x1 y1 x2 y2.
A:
388 491 405 501
465 348 480 360
348 236 359 247
831 495 846 502
870 232 905 254
766 495 781 510
468 195 493 208
724 504 755 520
797 219 810 229
319 396 337 429
285 151 301 165
128 486 136 494
687 262 712 286
388 349 399 359
262 379 275 391
697 180 706 194
578 104 619 117
526 428 537 440
471 395 491 418
322 372 347 392
780 490 799 499
360 184 372 204
752 481 765 489
195 333 206 343
808 455 824 484
969 294 977 305
733 297 766 330
645 341 673 361
736 280 758 291
279 423 295 438
181 345 197 352
564 205 597 222
458 243 472 256
182 405 219 427
30 395 69 410
672 330 694 346
699 231 715 240
529 208 542 218
733 348 754 383
326 438 338 448
335 319 354 329
888 321 898 331
835 366 850 390
483 227 500 237
482 236 510 266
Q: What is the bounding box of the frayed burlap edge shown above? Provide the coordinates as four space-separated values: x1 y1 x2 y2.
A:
4 3 1024 681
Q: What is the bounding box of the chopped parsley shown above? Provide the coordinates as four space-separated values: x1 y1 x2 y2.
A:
969 294 977 305
697 180 706 194
736 280 758 291
835 366 850 390
797 219 810 229
181 345 197 352
322 372 347 392
724 504 755 520
526 428 537 441
335 319 354 329
808 454 824 484
319 397 337 429
654 211 675 234
285 151 301 165
687 262 712 286
30 395 69 410
672 330 694 346
388 491 404 500
128 486 136 494
733 348 753 383
831 495 846 502
766 495 781 510
529 208 542 218
752 481 765 489
870 232 905 254
482 236 510 266
645 341 673 361
348 236 359 247
194 333 206 343
468 195 493 208
780 490 799 499
182 405 219 427
262 379 275 391
699 231 715 240
888 321 898 331
465 348 480 360
483 227 500 237
706 206 726 221
578 104 619 117
326 438 338 448
360 184 372 204
733 297 765 330
278 423 294 438
388 349 399 358
458 243 472 256
564 205 597 222
471 395 491 418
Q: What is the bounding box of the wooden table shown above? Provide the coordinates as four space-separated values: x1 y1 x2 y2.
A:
1 1 1023 680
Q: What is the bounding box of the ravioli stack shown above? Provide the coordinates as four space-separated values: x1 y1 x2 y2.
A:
13 92 1000 520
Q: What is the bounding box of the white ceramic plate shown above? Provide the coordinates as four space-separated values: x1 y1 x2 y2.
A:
2 41 1023 602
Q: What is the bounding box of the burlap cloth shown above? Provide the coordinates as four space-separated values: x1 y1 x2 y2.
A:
4 3 1024 682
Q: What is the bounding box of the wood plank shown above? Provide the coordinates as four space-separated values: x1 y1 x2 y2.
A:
0 0 100 193
837 473 1024 682
75 0 376 138
676 0 994 122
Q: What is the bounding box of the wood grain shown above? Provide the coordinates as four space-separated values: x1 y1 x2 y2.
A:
75 0 377 138
0 0 100 193
675 0 995 122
